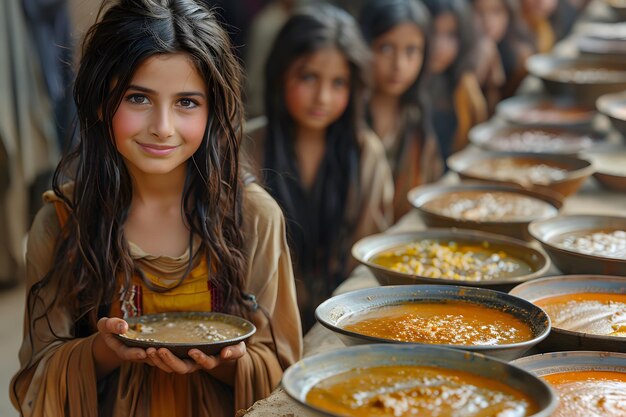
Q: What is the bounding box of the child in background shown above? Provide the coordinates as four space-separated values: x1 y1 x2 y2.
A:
472 0 536 98
243 4 394 331
359 0 443 219
520 0 559 53
10 0 302 416
422 0 488 159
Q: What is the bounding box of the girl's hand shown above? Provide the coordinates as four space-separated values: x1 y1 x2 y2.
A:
145 342 246 375
96 317 149 363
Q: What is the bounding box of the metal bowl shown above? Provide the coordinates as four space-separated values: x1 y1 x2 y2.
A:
513 350 626 376
582 147 626 192
408 182 562 240
597 90 626 136
352 229 550 291
282 344 558 417
468 120 605 156
526 54 626 105
114 311 256 359
447 150 593 197
528 215 626 275
495 95 596 129
510 275 626 353
315 284 551 360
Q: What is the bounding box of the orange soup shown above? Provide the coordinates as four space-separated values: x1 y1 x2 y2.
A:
535 293 626 337
341 302 534 345
306 365 538 417
543 371 626 417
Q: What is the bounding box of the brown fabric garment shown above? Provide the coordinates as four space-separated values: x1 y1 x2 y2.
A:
10 183 302 417
452 72 489 153
242 123 394 329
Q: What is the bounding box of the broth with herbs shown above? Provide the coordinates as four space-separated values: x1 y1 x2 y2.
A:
121 315 245 343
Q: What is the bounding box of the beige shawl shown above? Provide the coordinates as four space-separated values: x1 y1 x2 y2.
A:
10 183 303 417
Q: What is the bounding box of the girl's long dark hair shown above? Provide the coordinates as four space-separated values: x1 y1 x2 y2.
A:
28 0 248 337
359 0 433 161
422 0 477 84
262 4 369 286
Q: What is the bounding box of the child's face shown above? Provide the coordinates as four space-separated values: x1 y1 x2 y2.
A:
112 53 208 178
284 47 351 133
371 22 425 98
474 0 509 43
430 13 459 75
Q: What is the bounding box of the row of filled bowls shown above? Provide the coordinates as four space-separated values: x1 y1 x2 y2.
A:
282 276 625 416
283 277 625 416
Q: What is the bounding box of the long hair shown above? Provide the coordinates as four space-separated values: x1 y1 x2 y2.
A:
28 0 248 337
262 4 369 285
422 0 477 84
359 0 433 166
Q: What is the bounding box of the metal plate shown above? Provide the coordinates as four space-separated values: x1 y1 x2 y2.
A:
597 90 626 136
315 284 551 360
528 215 626 276
447 150 593 197
408 182 562 240
510 275 626 352
282 344 558 417
352 228 551 291
114 311 256 358
495 95 596 129
526 54 626 105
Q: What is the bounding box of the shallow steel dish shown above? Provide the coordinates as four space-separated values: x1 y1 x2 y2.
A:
582 147 626 192
597 90 626 136
526 54 626 105
282 344 557 417
447 150 593 197
468 121 605 156
352 229 550 291
408 182 562 240
315 284 551 360
495 95 596 129
115 311 256 359
513 350 626 375
510 275 626 353
529 215 626 275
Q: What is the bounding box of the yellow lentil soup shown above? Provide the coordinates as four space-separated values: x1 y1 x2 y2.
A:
543 371 626 417
306 365 538 417
341 301 534 345
535 293 626 337
371 240 533 281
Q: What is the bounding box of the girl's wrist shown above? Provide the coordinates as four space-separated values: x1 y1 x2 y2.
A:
92 333 123 379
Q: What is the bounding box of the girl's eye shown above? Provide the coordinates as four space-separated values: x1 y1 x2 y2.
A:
178 98 198 108
126 94 149 105
300 73 316 82
378 44 393 54
406 45 420 56
333 78 348 88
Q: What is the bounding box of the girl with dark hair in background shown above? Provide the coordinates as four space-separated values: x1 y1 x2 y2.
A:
472 0 536 98
10 0 302 415
520 0 559 53
244 4 394 331
359 0 443 219
422 0 488 159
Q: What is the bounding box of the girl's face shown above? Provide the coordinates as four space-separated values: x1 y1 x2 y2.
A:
112 53 208 178
474 0 509 43
284 47 351 133
371 22 425 97
430 13 459 75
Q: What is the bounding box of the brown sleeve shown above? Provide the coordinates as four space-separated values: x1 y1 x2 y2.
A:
453 72 489 152
10 201 99 417
234 183 303 412
347 130 394 269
